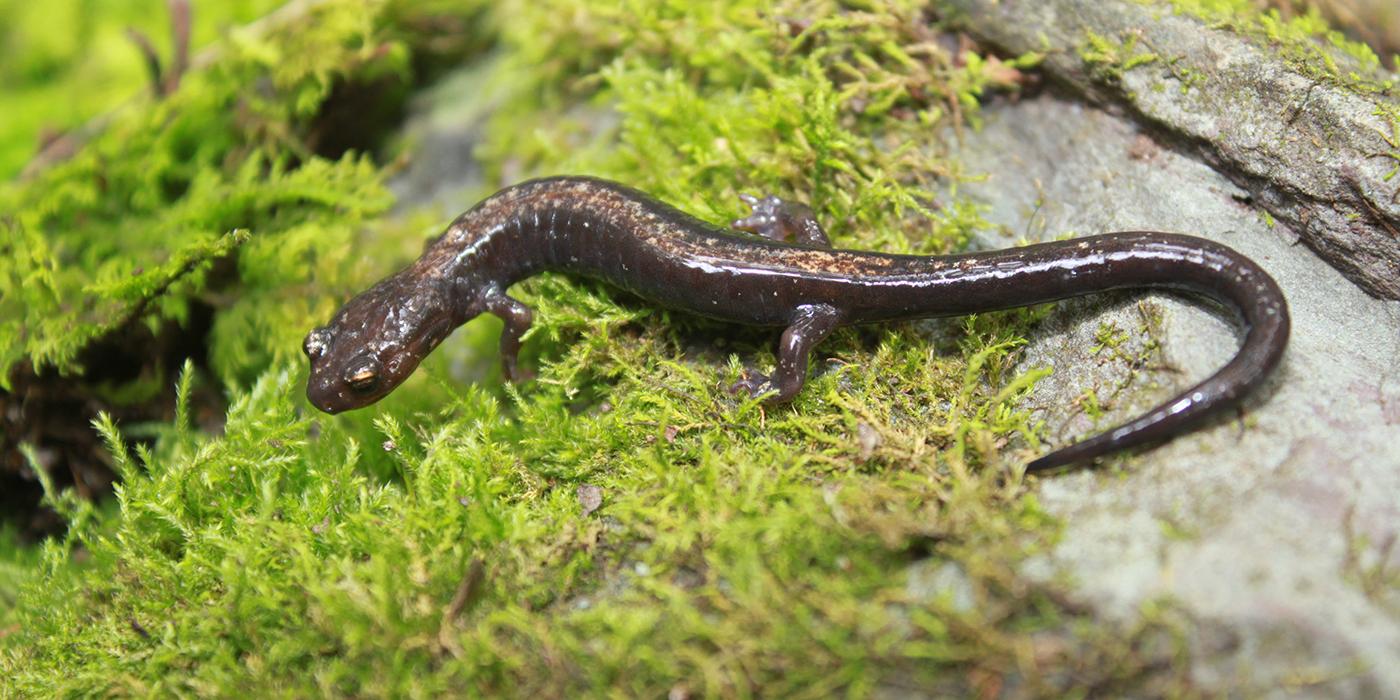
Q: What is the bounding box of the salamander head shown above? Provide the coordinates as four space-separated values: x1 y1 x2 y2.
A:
304 273 469 413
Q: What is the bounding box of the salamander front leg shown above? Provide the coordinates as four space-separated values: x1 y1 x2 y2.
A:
482 288 534 382
731 303 843 404
732 193 832 247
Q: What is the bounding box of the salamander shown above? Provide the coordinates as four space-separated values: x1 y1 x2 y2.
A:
303 176 1290 471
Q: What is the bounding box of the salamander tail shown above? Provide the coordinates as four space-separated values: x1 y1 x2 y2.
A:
1025 235 1290 472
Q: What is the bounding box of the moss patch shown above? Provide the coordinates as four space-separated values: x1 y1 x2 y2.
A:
1154 0 1396 94
1074 2 1396 99
2 0 1194 695
0 0 291 180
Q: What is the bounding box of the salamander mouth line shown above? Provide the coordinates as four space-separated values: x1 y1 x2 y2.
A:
306 176 1289 472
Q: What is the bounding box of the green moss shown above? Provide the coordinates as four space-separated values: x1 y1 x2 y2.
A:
0 0 475 389
0 0 289 180
1053 303 1168 447
1342 510 1400 612
1152 0 1397 95
1370 103 1400 182
1 0 1190 695
1092 320 1133 356
0 527 42 631
1080 29 1161 84
1076 1 1397 98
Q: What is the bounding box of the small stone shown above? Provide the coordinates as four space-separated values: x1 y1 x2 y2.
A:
577 484 602 516
857 422 881 460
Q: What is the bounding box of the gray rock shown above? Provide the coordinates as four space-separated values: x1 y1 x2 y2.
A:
387 55 501 215
954 94 1400 697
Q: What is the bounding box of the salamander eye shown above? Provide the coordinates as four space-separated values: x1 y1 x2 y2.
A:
303 329 332 361
344 358 382 394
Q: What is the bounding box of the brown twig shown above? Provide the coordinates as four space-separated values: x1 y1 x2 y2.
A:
123 0 193 99
124 27 166 99
165 0 192 95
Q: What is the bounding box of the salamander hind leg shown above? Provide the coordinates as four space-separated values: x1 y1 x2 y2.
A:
730 303 843 403
482 288 535 383
732 193 832 247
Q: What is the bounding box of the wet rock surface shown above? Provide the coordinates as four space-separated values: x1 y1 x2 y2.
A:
956 95 1400 697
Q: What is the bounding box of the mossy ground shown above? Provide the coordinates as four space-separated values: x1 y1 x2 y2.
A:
7 0 1371 695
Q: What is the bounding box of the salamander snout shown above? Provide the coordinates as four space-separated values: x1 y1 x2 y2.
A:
304 326 382 414
303 269 466 414
304 327 348 413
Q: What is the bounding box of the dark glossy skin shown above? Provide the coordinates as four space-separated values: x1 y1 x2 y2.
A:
304 176 1290 471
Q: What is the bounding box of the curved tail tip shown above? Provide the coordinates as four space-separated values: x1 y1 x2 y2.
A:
1025 447 1078 473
